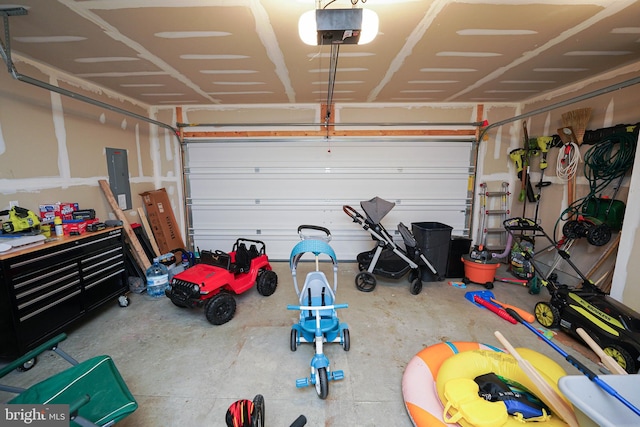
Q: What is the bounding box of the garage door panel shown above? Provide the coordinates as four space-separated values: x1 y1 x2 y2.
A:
188 173 469 200
187 140 471 168
185 138 472 259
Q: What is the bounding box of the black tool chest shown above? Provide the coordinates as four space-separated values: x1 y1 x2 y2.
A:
0 228 127 360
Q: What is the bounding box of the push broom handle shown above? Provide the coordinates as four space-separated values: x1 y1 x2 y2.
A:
494 331 579 427
506 308 640 416
576 327 627 375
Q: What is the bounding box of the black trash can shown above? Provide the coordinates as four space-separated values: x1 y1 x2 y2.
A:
446 236 472 278
411 222 453 282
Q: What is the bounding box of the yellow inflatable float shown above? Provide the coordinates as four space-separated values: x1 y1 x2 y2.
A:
402 342 573 427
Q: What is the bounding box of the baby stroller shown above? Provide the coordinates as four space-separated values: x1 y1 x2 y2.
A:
343 197 442 294
287 225 349 399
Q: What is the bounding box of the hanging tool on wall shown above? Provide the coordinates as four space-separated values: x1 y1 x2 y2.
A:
510 122 538 217
532 137 553 223
559 108 591 211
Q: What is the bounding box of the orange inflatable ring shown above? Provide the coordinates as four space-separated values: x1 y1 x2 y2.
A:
402 342 501 427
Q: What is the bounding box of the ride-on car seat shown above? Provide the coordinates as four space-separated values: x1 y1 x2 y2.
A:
0 333 137 427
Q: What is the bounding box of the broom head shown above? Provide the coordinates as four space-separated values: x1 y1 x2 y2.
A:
562 108 592 144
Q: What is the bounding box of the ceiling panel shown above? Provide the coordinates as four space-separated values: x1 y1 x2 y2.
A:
1 0 639 107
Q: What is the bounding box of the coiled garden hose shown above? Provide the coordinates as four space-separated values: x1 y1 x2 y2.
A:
554 130 637 240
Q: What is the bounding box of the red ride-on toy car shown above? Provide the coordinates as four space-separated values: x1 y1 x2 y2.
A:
165 239 278 325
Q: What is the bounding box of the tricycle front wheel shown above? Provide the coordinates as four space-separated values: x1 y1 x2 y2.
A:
315 367 328 399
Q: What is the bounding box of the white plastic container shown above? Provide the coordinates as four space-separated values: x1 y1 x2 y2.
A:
558 374 640 427
146 261 169 298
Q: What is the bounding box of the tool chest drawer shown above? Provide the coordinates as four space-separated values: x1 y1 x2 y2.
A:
0 228 127 360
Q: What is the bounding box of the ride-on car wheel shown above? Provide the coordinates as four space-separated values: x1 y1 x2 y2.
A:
603 344 636 374
257 269 278 296
205 292 237 325
410 278 422 295
341 328 350 351
315 367 329 399
355 272 376 292
535 301 560 328
290 329 298 352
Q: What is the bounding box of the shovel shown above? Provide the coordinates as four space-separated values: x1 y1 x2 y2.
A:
464 290 497 307
465 290 516 324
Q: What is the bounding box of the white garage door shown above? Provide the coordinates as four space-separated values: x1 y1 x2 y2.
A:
184 137 473 261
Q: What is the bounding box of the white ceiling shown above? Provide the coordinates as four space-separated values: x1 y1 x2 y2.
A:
2 0 640 107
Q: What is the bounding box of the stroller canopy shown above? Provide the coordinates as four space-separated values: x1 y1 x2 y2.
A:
360 197 395 224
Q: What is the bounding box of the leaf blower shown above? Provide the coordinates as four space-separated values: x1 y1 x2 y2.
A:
0 206 41 233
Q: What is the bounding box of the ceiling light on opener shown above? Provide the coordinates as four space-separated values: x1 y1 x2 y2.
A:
298 8 379 46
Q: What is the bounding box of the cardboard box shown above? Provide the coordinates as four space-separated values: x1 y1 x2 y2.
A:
140 188 185 254
39 202 79 221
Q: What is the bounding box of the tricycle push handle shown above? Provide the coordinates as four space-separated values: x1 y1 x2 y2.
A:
287 303 348 311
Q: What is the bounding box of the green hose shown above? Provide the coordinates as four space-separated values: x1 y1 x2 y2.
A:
554 130 637 240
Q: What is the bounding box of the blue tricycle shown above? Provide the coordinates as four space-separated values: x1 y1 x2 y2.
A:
287 225 350 399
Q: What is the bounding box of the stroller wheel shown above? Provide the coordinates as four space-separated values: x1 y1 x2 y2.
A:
315 367 329 399
408 269 419 283
290 329 298 352
410 278 422 295
341 328 350 351
355 272 376 292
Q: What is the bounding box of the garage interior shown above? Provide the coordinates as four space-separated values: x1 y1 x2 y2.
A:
1 1 640 426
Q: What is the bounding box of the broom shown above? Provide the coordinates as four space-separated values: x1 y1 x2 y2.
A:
561 108 592 209
562 108 592 145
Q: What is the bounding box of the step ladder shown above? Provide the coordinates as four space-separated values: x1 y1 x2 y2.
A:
478 182 510 253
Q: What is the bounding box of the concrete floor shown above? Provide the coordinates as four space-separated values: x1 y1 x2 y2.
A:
0 261 602 427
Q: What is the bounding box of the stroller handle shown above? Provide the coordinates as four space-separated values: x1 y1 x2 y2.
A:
342 205 362 220
287 303 348 311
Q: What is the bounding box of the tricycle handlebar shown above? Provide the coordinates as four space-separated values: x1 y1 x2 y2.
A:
287 303 348 311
